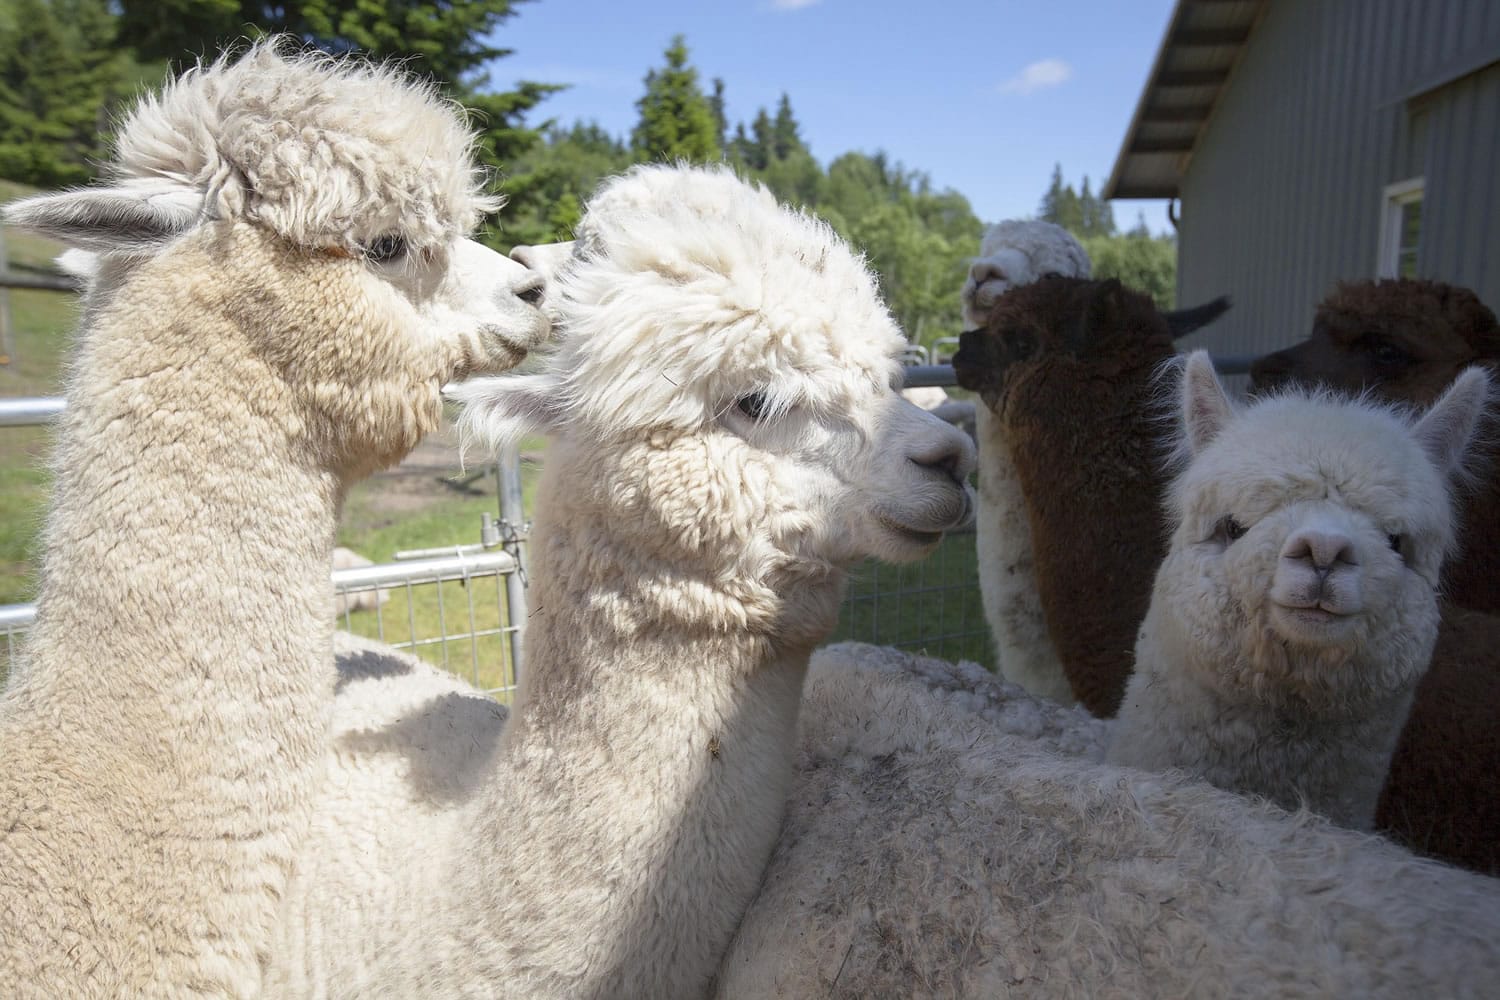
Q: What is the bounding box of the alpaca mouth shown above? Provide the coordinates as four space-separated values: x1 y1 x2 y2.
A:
876 513 944 547
1270 602 1356 640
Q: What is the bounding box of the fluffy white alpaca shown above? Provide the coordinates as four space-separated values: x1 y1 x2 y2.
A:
0 43 549 996
960 219 1091 330
265 164 976 998
715 356 1500 999
961 221 1089 699
1107 355 1489 829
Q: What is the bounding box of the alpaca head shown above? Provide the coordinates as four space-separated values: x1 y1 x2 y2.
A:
456 164 975 588
1154 352 1489 712
1251 279 1500 407
960 220 1090 329
953 278 1177 414
3 39 551 477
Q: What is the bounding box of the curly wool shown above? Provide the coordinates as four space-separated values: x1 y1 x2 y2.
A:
114 38 498 252
0 40 544 997
716 643 1500 999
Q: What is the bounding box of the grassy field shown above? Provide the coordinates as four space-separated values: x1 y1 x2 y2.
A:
0 182 992 690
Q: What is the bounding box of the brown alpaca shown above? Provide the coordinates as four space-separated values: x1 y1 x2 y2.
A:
953 277 1195 717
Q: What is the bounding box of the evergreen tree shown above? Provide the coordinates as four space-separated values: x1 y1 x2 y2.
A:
1077 175 1116 238
770 93 805 160
726 122 754 170
0 0 138 187
747 108 774 171
115 0 533 89
630 35 719 163
1038 162 1084 234
110 0 560 245
708 76 728 155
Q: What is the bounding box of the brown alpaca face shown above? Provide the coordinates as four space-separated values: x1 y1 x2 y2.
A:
1250 280 1498 408
951 277 1168 411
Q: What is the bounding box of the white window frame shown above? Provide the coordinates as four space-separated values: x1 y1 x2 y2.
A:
1377 177 1424 279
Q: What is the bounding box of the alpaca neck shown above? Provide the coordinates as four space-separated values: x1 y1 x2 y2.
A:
1 257 341 991
1003 348 1173 716
448 443 840 999
1116 605 1413 830
972 404 1073 703
20 300 339 750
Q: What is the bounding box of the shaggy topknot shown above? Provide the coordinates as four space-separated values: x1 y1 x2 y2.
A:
113 38 498 252
1318 278 1500 358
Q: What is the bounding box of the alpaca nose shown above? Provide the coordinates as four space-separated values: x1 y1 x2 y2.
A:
909 430 976 485
970 261 1009 288
1281 529 1358 573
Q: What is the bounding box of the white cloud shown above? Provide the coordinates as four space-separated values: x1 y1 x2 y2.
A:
998 58 1073 95
771 0 822 9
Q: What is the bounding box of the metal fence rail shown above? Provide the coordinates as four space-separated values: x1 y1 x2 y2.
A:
2 551 526 692
1 351 1252 690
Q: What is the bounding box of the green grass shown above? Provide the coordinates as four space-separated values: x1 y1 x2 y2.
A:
832 531 991 669
1 180 78 607
332 457 545 696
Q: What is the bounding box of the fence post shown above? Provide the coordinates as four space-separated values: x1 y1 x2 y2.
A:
497 445 528 683
0 226 12 367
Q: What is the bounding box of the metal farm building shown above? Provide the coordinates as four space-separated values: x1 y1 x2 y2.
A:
1106 0 1500 360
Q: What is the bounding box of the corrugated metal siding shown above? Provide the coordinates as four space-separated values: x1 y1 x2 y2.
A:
1173 0 1500 362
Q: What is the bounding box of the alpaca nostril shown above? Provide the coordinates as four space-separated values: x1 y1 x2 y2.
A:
514 275 545 307
1282 530 1357 571
911 445 967 485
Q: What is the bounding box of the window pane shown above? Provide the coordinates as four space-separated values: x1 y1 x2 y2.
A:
1399 198 1422 276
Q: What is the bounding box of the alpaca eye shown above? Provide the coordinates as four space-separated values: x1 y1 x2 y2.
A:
736 392 769 421
1365 339 1409 367
1389 534 1406 560
365 234 408 263
1213 515 1247 545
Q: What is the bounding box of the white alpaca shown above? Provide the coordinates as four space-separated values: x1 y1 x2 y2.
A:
715 354 1500 999
265 164 976 998
1107 355 1489 829
0 43 549 996
960 218 1089 329
961 220 1089 699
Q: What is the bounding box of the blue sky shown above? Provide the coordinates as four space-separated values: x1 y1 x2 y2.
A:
486 0 1177 233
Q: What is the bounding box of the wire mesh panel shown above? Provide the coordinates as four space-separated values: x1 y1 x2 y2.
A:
830 526 990 668
332 550 522 699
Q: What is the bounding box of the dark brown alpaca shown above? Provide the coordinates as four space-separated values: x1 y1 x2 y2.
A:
953 277 1197 718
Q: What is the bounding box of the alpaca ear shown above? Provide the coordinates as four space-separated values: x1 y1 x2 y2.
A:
1181 350 1234 454
448 373 569 455
3 181 202 255
1163 295 1232 340
1411 366 1491 479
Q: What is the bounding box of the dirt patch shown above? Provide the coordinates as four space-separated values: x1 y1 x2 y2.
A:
357 424 543 518
360 427 490 514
